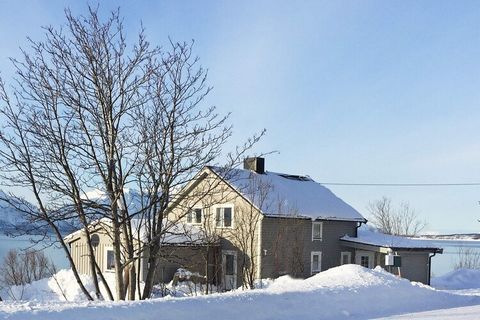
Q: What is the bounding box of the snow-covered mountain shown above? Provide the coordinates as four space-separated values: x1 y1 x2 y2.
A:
83 188 146 215
0 191 36 233
0 188 158 235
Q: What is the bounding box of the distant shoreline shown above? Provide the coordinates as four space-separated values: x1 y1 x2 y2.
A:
417 234 480 241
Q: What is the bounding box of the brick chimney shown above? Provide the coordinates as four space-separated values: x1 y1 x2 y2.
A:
244 157 265 174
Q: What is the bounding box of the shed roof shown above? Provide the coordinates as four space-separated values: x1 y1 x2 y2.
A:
341 227 443 252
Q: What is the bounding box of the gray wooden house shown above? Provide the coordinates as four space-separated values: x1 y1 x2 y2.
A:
65 157 442 290
168 157 442 287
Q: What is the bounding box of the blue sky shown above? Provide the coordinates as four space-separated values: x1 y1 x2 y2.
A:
0 1 479 233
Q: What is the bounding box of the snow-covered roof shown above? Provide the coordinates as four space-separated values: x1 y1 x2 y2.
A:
341 226 443 251
209 167 366 222
64 218 207 245
131 218 206 245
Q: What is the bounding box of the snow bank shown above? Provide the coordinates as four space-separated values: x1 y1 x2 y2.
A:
0 269 113 302
1 265 479 320
432 268 480 290
379 304 480 319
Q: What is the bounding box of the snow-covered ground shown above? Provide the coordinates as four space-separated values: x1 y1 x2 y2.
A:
378 305 480 319
1 265 480 319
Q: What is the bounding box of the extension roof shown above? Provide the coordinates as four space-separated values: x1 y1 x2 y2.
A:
341 226 443 252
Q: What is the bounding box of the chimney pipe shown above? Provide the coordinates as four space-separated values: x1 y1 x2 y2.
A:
244 157 265 174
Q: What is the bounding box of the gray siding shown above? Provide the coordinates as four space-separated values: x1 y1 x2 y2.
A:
375 251 430 283
153 245 218 284
260 217 357 278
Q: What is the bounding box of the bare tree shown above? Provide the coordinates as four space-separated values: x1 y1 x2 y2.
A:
454 247 480 270
0 249 55 300
367 197 426 236
0 7 262 301
226 173 272 289
172 169 247 293
269 207 306 279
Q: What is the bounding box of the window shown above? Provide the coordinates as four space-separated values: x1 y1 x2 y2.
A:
187 208 202 224
360 256 370 268
312 221 323 241
216 206 233 228
311 251 322 274
340 252 351 265
106 249 115 271
355 251 374 268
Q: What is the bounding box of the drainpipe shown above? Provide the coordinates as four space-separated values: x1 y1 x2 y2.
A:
256 217 263 283
427 252 437 286
355 221 366 237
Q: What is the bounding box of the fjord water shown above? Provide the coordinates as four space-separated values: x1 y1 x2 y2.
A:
429 240 480 276
0 233 69 269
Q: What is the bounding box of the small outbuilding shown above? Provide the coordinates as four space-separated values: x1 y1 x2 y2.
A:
340 227 443 284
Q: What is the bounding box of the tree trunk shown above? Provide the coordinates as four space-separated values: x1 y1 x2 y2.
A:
111 217 126 300
54 226 93 301
94 259 114 300
128 264 136 300
83 227 102 299
141 245 160 299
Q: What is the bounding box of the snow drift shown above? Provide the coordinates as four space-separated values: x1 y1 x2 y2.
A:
1 265 480 320
0 269 105 302
432 268 480 290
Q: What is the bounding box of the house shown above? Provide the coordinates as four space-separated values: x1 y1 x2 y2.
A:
167 157 442 287
64 157 442 290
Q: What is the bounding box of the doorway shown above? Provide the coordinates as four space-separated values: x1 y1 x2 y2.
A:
222 250 237 290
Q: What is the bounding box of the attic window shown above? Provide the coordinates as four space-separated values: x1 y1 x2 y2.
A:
216 206 233 228
187 208 202 224
278 174 311 181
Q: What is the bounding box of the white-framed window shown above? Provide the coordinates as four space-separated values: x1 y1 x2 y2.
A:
311 251 322 274
340 251 351 265
187 208 203 224
105 247 115 271
216 206 234 228
355 251 374 269
312 221 323 241
360 256 369 268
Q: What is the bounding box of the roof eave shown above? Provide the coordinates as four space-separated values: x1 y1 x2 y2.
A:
263 213 366 223
340 238 443 253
